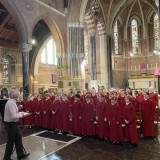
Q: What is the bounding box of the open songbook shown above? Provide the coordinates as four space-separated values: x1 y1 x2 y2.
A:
19 112 32 118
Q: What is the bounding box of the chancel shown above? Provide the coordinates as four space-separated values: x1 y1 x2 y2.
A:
0 0 160 160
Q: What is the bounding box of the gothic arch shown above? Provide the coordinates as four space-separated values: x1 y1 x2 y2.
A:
146 10 156 24
31 17 64 77
1 0 28 43
129 14 142 26
31 16 64 54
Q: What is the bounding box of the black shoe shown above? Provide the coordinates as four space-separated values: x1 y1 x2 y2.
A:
18 153 30 160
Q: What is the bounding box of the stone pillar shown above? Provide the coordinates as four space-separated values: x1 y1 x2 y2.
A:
124 40 128 82
19 43 32 101
89 33 98 91
107 35 113 87
99 34 109 89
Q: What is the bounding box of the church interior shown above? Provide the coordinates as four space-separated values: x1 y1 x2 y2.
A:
0 0 160 160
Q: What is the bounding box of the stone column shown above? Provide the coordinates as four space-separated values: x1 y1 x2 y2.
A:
107 35 113 87
19 43 32 101
99 34 109 89
89 33 98 91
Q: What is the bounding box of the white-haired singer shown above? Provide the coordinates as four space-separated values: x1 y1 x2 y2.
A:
3 89 30 160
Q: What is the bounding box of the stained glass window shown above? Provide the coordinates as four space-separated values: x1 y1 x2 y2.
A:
41 38 57 65
154 14 159 50
84 32 88 63
114 21 118 54
2 58 9 84
131 19 138 54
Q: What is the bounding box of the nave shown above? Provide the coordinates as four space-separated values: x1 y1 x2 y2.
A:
0 120 160 160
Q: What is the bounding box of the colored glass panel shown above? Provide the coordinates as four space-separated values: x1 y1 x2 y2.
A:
131 19 138 54
154 14 159 50
114 21 119 54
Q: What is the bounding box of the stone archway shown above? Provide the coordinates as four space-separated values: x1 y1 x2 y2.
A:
1 0 28 43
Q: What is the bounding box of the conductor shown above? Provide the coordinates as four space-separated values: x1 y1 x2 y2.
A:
3 89 30 160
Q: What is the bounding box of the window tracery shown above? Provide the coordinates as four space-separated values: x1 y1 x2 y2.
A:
41 38 57 65
2 58 10 84
114 21 119 54
131 19 138 54
154 14 159 51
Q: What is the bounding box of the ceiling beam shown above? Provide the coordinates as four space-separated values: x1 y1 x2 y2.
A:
0 14 12 27
0 38 18 48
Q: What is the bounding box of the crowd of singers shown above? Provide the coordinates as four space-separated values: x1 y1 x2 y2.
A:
17 87 159 148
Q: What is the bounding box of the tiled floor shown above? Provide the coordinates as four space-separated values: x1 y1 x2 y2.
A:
0 120 160 160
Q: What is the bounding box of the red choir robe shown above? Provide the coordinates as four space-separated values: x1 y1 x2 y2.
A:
108 103 123 142
17 101 25 126
141 98 156 137
59 99 71 132
150 92 158 107
50 98 61 130
134 94 144 111
80 95 86 104
34 99 43 127
50 95 55 102
42 98 52 129
24 100 34 126
96 99 109 138
106 97 111 106
105 92 109 100
82 101 95 136
118 96 126 115
71 99 83 135
91 94 98 106
124 103 138 144
67 95 74 105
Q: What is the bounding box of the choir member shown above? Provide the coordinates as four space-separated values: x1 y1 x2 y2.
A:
42 93 52 129
82 94 95 136
91 89 98 106
59 94 71 133
118 91 126 115
132 90 143 111
124 95 138 147
108 96 123 144
17 99 25 127
23 95 34 127
149 88 158 109
79 90 86 104
141 91 156 138
34 94 43 128
50 94 61 131
50 91 55 102
67 91 74 105
106 91 114 106
95 94 109 140
70 94 83 135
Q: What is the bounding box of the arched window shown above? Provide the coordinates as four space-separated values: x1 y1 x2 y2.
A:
41 38 57 65
154 14 159 50
131 19 138 54
84 32 88 62
114 21 119 54
2 58 10 84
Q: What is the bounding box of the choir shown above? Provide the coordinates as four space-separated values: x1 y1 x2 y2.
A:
16 87 159 148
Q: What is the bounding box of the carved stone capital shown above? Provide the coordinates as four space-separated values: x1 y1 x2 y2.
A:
19 43 32 53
